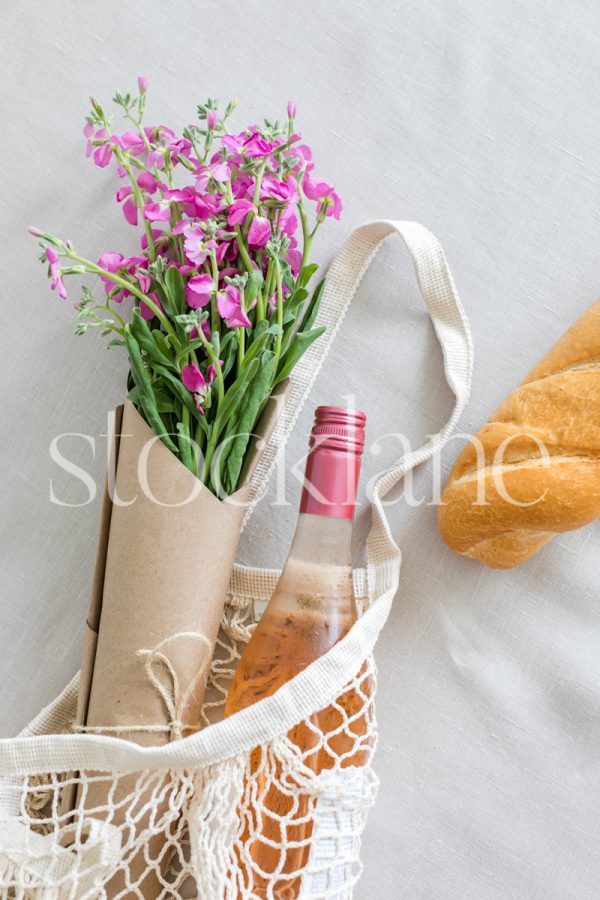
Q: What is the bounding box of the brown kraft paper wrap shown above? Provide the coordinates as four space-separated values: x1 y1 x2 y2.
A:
72 383 288 895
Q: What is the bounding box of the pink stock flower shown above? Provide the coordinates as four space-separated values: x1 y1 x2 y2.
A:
222 129 272 158
183 225 208 266
260 174 298 204
195 160 230 192
287 245 302 276
143 198 171 221
140 293 162 320
137 75 148 94
136 267 152 294
115 132 145 156
195 192 226 219
214 239 234 264
182 362 206 393
231 172 254 199
137 171 161 193
302 174 343 220
97 251 128 301
227 199 255 226
93 138 113 168
279 204 298 236
98 251 124 271
207 361 222 382
168 137 193 163
146 146 167 168
185 273 213 308
221 131 245 154
288 143 313 175
84 126 114 166
242 131 273 158
287 100 297 118
206 110 219 130
45 247 67 299
217 285 251 328
163 187 196 216
115 186 138 225
248 215 271 248
181 361 219 412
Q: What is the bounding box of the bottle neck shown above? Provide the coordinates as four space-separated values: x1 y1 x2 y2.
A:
275 512 354 606
287 512 353 569
299 445 362 520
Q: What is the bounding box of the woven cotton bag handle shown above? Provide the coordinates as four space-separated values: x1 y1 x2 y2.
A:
0 220 473 775
236 219 473 611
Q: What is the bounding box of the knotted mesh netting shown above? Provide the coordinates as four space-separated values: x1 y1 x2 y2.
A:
0 587 378 900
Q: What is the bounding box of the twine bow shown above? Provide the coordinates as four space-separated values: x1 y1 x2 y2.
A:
73 630 212 741
138 631 212 741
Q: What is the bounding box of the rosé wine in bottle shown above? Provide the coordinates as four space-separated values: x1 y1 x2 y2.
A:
224 406 371 898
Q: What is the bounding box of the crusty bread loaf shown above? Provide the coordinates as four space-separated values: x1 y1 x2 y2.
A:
438 298 600 568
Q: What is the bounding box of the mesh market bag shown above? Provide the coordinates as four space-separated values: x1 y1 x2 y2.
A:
0 221 473 899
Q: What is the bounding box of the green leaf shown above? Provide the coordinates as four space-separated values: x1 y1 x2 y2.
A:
224 351 278 493
127 385 140 405
130 308 174 368
124 327 179 454
297 263 319 289
299 278 325 333
194 413 210 440
150 363 201 420
275 326 326 385
152 386 177 414
241 321 281 372
221 334 238 379
214 357 260 435
164 265 186 316
176 421 194 473
152 329 172 360
246 267 264 304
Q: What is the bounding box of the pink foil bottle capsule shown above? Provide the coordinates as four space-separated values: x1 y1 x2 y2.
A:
299 405 367 519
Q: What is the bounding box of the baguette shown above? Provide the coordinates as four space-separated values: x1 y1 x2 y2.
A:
438 298 600 568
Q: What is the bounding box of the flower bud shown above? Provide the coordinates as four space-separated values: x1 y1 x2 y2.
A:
287 100 297 118
206 110 218 130
89 96 103 116
137 75 149 94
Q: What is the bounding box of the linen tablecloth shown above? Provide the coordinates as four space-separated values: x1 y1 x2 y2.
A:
1 1 599 896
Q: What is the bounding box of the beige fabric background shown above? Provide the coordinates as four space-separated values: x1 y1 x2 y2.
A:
1 1 599 896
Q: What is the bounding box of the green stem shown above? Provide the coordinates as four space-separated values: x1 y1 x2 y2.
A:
113 148 156 262
64 250 177 341
89 312 123 335
265 258 275 309
234 225 254 273
125 110 153 153
252 159 268 207
194 421 205 475
298 200 313 271
188 130 202 161
103 304 126 329
237 326 245 373
201 434 218 484
209 251 221 335
274 259 284 365
194 328 225 404
256 292 266 322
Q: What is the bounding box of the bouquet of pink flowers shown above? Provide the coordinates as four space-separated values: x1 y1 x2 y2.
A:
31 77 341 496
26 82 344 876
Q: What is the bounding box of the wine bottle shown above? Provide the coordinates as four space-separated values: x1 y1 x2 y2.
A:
224 405 371 898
